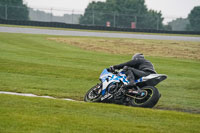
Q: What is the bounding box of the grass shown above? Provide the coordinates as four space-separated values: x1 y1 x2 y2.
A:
48 37 200 60
0 32 200 132
0 94 200 133
0 32 200 111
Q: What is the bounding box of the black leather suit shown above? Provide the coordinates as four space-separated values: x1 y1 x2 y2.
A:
113 54 156 86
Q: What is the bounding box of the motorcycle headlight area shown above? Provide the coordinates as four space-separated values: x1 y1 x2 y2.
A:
107 82 118 94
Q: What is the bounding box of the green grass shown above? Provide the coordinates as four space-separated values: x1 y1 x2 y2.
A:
0 32 200 132
0 94 199 133
0 32 199 111
0 33 120 99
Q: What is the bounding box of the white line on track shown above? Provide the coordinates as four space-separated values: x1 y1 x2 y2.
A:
0 91 78 102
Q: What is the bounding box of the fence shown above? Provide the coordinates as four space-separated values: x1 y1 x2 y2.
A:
1 4 196 32
0 4 175 30
0 4 82 24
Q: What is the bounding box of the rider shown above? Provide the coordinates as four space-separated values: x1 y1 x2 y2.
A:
109 53 156 93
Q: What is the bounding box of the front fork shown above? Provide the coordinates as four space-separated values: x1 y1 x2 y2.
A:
93 83 102 95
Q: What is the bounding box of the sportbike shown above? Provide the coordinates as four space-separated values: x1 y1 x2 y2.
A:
84 68 167 108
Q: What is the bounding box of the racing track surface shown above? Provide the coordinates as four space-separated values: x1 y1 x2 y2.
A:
0 26 200 41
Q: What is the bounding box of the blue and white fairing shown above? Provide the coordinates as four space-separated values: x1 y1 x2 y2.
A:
99 69 129 96
99 69 167 99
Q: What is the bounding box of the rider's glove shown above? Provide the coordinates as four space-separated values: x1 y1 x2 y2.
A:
108 66 115 72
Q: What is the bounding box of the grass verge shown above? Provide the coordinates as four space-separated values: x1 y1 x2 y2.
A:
0 32 199 113
0 94 199 133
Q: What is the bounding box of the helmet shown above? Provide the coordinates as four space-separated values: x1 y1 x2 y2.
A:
132 53 144 60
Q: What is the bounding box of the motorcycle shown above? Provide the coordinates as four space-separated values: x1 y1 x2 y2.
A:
84 68 167 108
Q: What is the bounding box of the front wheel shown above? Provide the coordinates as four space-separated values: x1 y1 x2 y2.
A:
84 83 102 102
129 86 160 108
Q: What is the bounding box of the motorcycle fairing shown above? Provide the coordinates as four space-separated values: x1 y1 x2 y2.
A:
136 74 167 86
99 69 167 100
100 69 129 96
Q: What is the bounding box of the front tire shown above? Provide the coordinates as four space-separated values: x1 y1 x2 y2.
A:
129 86 160 108
84 84 102 102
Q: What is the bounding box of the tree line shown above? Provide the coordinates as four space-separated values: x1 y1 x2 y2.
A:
80 0 164 30
0 0 29 20
80 0 200 31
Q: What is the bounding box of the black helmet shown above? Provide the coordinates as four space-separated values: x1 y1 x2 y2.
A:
132 53 144 60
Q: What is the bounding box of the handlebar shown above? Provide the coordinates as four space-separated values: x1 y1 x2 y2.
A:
107 68 118 74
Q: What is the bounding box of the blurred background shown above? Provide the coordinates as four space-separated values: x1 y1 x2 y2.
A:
0 0 200 31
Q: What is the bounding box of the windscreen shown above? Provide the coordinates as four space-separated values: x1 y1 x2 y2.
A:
100 69 110 77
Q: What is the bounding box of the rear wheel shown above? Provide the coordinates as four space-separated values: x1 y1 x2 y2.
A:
84 83 102 102
129 86 160 108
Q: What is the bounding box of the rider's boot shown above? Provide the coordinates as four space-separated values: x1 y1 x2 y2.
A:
114 81 136 97
122 80 136 91
114 82 137 99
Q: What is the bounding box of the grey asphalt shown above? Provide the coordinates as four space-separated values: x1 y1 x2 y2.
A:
0 26 200 41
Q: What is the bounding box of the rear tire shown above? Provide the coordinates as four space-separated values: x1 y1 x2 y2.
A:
84 84 102 102
129 86 160 108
